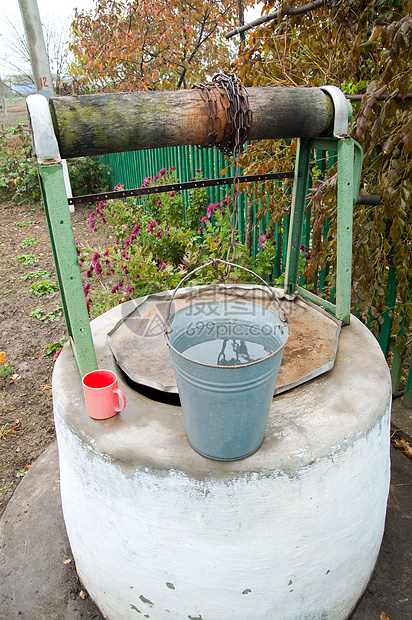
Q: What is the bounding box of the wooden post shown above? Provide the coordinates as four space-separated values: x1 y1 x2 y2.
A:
49 87 334 159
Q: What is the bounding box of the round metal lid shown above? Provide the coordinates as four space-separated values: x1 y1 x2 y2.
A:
107 284 341 395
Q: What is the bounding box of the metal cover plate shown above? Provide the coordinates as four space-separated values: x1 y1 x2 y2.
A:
107 285 341 395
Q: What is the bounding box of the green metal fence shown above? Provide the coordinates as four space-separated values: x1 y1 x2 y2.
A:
99 146 411 404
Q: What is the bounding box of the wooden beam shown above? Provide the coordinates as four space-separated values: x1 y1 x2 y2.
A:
49 87 334 159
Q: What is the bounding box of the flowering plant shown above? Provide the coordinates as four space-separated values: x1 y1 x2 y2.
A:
79 168 302 317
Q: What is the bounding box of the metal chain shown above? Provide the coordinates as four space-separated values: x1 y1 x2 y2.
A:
192 73 252 278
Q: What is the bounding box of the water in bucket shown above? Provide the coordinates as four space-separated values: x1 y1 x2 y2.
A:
166 298 288 461
183 337 274 366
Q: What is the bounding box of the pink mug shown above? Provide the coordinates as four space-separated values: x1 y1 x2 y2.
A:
82 370 126 419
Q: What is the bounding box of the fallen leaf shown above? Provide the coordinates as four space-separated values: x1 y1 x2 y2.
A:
380 613 389 620
42 385 52 391
63 558 72 565
24 464 32 471
79 590 87 599
34 354 42 359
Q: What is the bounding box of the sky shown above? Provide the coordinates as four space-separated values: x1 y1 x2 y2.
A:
1 0 97 75
0 0 263 78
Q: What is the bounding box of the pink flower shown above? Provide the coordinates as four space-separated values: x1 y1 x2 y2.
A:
114 183 124 191
148 220 158 234
207 203 218 218
160 262 167 270
169 191 175 198
125 284 133 295
94 261 102 277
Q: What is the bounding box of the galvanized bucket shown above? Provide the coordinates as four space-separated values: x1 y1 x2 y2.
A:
165 260 288 461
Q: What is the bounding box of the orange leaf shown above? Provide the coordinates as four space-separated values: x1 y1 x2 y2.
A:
380 613 389 620
221 167 228 176
42 385 52 391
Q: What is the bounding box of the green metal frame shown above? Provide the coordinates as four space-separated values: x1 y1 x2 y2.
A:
38 161 98 376
27 86 363 379
284 136 363 324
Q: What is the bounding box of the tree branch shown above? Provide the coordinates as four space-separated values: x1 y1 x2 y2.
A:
225 0 327 39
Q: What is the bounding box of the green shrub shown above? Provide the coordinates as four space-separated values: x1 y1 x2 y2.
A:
0 124 41 204
67 156 111 196
0 124 112 206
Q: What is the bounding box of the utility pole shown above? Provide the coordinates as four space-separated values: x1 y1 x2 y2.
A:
18 0 54 100
18 0 73 208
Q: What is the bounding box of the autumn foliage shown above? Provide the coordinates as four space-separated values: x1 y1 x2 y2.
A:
237 0 412 349
69 0 252 91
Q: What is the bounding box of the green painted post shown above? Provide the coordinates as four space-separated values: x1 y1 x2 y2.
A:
378 266 397 356
274 221 282 279
390 349 404 395
284 138 311 295
282 214 290 273
336 138 355 324
39 162 98 376
404 361 412 408
319 218 329 294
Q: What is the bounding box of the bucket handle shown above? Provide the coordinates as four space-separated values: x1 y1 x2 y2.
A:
165 259 288 333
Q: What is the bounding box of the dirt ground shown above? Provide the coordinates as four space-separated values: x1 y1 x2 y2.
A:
0 200 99 519
0 101 103 518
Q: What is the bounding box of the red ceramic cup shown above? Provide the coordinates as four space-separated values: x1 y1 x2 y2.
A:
82 370 126 419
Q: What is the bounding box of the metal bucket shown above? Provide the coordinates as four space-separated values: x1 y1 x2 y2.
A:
165 260 289 461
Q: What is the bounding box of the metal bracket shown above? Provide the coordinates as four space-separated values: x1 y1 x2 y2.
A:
320 85 351 138
26 94 61 165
